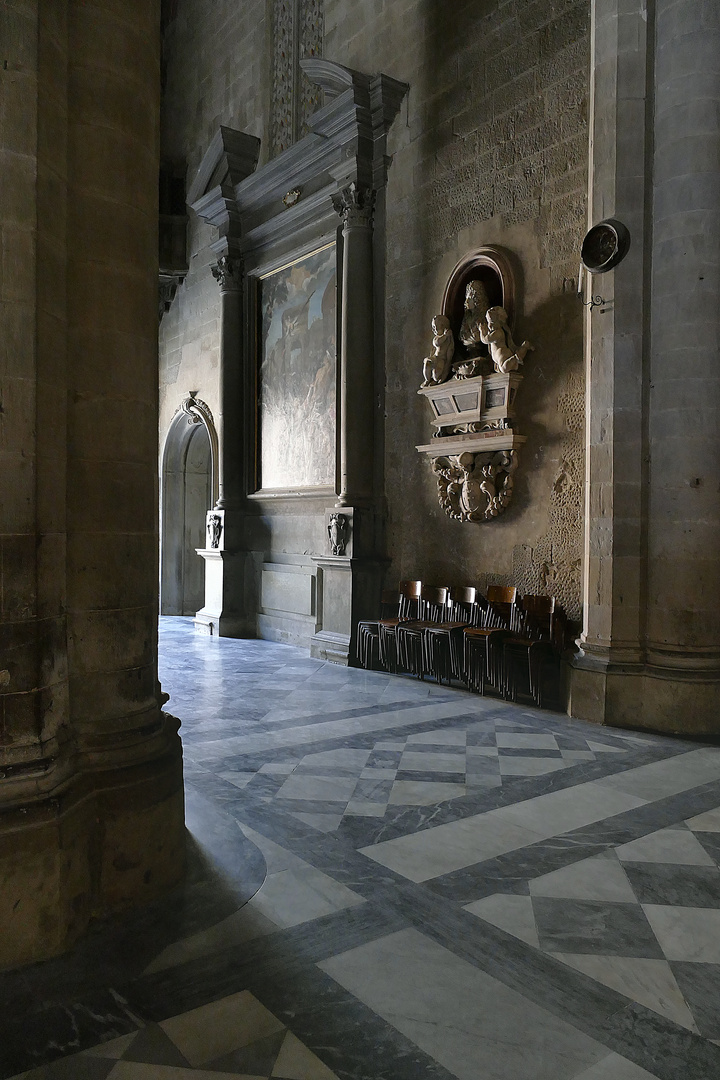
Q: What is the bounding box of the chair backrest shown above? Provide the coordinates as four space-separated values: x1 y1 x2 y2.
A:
468 594 488 627
400 579 422 598
399 580 422 619
521 594 555 615
420 585 448 622
518 594 556 640
381 589 399 618
482 585 518 630
487 585 517 604
448 586 476 622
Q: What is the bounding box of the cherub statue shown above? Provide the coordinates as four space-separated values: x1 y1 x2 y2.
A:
327 512 348 556
453 279 491 378
421 315 455 387
480 306 534 374
207 513 222 549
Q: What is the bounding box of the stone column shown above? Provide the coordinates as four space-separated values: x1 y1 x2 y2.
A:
645 0 720 706
569 0 720 733
0 0 184 968
210 255 244 510
568 0 651 722
332 183 376 507
194 255 248 636
311 184 385 663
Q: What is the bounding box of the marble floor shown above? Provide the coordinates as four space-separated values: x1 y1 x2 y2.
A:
2 618 720 1080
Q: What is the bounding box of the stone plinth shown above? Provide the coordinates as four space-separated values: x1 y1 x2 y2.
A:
310 554 386 665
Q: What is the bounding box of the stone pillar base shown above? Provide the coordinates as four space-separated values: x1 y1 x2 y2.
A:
195 545 252 638
0 727 184 969
310 555 386 665
568 656 720 737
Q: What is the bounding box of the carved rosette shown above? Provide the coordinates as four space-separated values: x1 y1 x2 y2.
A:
331 183 375 229
432 450 519 522
211 255 243 292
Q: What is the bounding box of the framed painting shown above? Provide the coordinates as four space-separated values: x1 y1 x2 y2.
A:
255 243 337 492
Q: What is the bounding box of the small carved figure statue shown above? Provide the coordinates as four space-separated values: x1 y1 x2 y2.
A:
480 306 534 374
421 315 455 386
453 279 491 378
208 513 222 549
328 512 348 556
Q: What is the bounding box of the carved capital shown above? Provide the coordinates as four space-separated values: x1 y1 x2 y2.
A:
211 255 243 292
331 183 375 228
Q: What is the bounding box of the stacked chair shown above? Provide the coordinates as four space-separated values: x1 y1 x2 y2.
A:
355 580 567 709
396 586 449 678
425 586 481 684
356 590 400 670
462 585 520 695
502 595 567 706
356 581 422 671
377 580 422 673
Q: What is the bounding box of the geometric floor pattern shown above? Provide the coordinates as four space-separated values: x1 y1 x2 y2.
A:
466 809 720 1039
219 721 632 833
7 620 720 1080
11 991 339 1079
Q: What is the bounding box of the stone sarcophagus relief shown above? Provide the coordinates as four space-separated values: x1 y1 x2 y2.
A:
416 247 531 522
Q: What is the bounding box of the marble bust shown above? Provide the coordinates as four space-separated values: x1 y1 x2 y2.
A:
454 279 491 378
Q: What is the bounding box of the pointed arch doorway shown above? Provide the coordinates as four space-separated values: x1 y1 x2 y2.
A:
161 398 218 616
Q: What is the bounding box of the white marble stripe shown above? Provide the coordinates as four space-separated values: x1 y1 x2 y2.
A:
319 928 611 1080
593 748 720 801
197 701 484 755
359 749 720 883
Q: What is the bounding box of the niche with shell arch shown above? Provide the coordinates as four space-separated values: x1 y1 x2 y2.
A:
441 246 515 348
416 246 532 523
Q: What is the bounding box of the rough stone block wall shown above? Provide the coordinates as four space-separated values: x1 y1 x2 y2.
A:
326 0 589 620
158 0 270 441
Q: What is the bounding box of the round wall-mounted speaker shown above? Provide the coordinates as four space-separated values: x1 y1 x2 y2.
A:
581 218 631 273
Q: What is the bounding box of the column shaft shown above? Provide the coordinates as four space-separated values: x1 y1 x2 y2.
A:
211 257 243 510
646 0 720 674
0 0 184 968
333 185 376 506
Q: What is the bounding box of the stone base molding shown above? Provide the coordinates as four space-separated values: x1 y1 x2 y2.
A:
0 719 184 969
568 652 720 736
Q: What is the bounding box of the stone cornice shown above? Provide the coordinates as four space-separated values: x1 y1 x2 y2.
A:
197 61 408 262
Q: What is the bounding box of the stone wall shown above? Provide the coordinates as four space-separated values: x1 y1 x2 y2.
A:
326 0 589 620
158 0 270 448
159 0 590 631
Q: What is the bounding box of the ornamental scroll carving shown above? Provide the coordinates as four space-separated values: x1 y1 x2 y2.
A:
180 393 220 507
415 248 531 523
